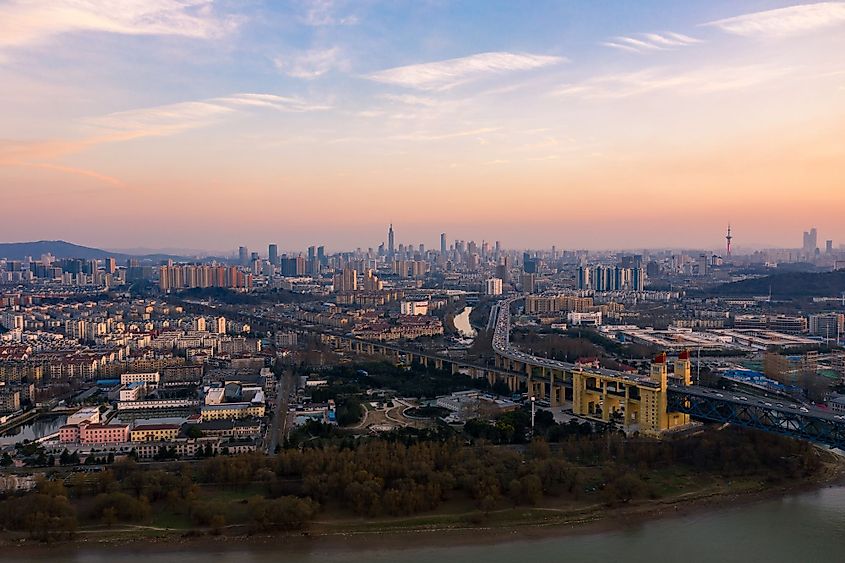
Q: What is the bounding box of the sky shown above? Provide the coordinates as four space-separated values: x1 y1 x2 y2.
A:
1 0 844 254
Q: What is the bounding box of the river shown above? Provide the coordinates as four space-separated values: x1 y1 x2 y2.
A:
14 485 845 562
453 306 477 340
0 415 66 446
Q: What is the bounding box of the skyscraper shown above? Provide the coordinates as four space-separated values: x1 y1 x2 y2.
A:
268 244 278 266
803 228 818 255
577 266 591 290
238 246 249 265
440 233 447 255
632 267 644 292
388 224 395 259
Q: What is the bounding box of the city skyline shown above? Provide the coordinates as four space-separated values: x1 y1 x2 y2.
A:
1 221 841 259
2 1 844 249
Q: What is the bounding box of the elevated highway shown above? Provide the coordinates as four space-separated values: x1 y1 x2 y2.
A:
181 296 845 447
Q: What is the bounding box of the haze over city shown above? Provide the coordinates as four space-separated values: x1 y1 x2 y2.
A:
5 2 845 561
2 0 844 250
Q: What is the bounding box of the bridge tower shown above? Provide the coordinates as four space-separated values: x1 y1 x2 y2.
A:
650 352 668 388
638 353 670 437
674 350 692 386
672 351 692 426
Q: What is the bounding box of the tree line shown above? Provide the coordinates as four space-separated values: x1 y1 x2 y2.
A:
0 422 824 543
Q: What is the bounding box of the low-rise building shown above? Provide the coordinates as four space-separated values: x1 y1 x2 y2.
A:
120 371 160 386
130 423 182 442
60 422 130 444
200 402 265 420
66 405 100 426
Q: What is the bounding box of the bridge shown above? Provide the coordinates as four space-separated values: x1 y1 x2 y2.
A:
667 385 845 450
181 297 845 448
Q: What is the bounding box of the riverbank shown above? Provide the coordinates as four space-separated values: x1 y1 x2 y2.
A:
7 450 843 557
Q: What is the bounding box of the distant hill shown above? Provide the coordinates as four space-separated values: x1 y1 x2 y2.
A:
0 240 189 262
712 269 845 297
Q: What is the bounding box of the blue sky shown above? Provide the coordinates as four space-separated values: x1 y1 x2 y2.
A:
1 1 844 252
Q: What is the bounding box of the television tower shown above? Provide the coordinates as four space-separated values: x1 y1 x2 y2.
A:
725 224 732 257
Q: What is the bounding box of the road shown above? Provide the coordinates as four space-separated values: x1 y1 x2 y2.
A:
267 369 293 453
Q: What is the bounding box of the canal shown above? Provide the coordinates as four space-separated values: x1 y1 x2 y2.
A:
0 415 67 447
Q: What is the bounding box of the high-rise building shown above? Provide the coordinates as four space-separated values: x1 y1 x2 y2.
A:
440 233 447 255
803 228 818 255
632 267 645 292
388 224 395 259
268 244 278 266
520 273 536 294
280 256 306 277
238 246 249 265
523 254 538 274
485 277 503 296
496 256 510 284
333 267 358 292
577 266 591 290
809 313 844 340
826 240 834 254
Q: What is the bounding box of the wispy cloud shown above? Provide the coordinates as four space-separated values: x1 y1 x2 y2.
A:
0 92 330 186
380 94 440 107
86 101 234 138
275 47 344 79
367 52 565 90
301 0 358 26
215 93 332 112
705 2 845 37
0 0 239 48
21 162 126 187
602 32 702 53
554 65 792 99
391 127 500 141
86 93 330 138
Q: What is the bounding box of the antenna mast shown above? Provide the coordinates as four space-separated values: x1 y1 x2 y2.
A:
725 224 732 257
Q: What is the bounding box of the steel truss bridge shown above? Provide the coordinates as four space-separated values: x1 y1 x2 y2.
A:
667 386 845 450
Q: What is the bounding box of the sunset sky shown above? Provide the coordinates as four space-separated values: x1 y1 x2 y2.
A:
1 0 844 254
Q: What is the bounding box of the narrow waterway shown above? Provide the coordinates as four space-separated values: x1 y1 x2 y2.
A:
14 485 845 562
0 415 66 446
453 306 477 340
